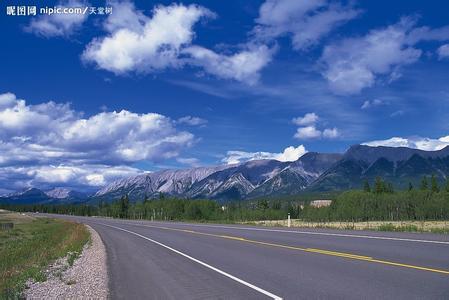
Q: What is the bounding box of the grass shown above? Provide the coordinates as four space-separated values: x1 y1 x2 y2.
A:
241 218 449 234
0 210 90 299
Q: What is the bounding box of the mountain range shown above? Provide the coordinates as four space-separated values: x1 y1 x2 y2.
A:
1 144 449 205
0 187 88 205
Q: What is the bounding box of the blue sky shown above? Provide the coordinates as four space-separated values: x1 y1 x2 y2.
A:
1 0 449 193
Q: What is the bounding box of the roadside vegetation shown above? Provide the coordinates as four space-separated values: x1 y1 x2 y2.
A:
301 176 449 223
0 210 90 298
245 219 449 234
2 175 449 234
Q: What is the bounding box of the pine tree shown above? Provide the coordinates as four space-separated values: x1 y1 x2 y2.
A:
363 179 371 192
119 194 130 218
374 177 384 194
431 174 439 193
420 176 429 191
386 182 394 193
408 182 414 191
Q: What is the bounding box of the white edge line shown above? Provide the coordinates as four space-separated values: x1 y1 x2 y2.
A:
130 222 449 245
100 223 282 300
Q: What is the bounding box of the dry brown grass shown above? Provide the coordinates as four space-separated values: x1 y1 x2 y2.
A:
242 219 449 233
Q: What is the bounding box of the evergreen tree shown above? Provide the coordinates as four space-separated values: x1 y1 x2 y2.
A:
119 194 129 218
431 174 439 193
363 179 371 192
374 177 384 194
408 182 414 191
386 182 394 193
420 176 429 191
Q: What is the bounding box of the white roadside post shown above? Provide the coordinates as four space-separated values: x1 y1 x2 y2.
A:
287 213 291 228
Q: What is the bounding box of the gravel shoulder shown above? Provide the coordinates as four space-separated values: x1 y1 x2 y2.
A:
25 225 108 299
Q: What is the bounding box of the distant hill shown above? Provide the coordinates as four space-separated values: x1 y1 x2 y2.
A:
308 145 449 191
0 188 52 205
0 187 88 205
3 144 449 204
92 152 342 202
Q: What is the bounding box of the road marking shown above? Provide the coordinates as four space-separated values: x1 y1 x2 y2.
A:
145 222 449 245
100 223 282 300
135 224 449 276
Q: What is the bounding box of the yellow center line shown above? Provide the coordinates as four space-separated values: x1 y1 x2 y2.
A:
140 224 449 275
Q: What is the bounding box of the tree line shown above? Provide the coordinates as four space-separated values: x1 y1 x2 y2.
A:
1 195 298 222
3 176 449 223
302 176 449 222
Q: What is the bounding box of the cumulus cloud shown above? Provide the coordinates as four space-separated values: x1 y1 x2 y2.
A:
83 2 273 84
222 145 307 165
292 112 318 125
0 92 17 108
254 0 359 50
294 126 322 139
0 164 142 192
362 136 449 151
0 92 195 191
183 44 275 85
320 17 449 95
25 0 89 37
102 1 148 33
83 3 213 74
437 44 449 60
292 112 340 140
177 115 207 126
322 127 339 138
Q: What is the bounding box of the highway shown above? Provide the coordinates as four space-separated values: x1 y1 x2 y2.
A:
51 215 449 299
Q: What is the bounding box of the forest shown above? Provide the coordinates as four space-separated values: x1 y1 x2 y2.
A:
2 176 449 223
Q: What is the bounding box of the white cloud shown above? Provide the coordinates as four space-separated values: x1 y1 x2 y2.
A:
294 126 322 139
292 113 340 140
0 93 17 110
322 127 339 138
0 164 143 192
83 3 214 74
361 99 388 109
254 0 359 50
390 110 404 117
321 18 423 95
362 136 449 151
25 0 89 37
177 116 207 126
222 145 307 165
0 92 195 191
83 2 273 84
406 25 449 44
321 17 449 95
183 44 275 85
437 44 449 60
103 1 148 33
292 112 318 125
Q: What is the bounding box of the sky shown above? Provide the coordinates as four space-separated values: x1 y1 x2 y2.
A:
1 0 449 193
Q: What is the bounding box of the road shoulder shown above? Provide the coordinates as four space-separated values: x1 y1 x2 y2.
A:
25 225 108 299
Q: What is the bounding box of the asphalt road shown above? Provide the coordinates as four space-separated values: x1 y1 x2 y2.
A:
49 215 449 299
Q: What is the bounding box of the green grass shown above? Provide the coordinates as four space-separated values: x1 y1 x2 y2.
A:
0 212 90 299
